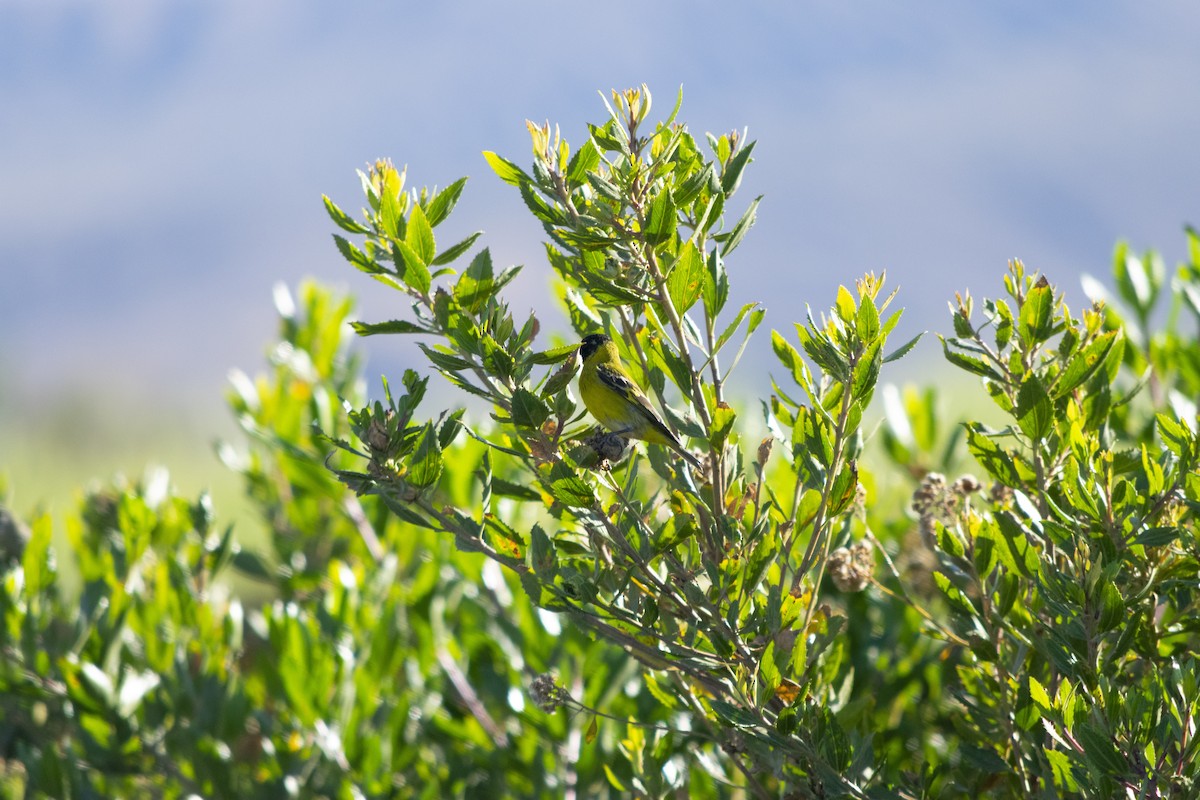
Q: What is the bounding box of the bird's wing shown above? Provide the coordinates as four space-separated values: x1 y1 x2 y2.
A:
595 364 679 441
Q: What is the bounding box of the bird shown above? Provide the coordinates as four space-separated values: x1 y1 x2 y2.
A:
577 333 703 470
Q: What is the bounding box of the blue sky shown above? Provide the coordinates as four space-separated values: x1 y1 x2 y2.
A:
2 2 1198 420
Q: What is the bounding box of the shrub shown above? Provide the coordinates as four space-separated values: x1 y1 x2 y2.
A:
1 86 1197 798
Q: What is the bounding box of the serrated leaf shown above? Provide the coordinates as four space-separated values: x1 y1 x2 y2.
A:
1077 723 1126 775
432 231 483 267
884 332 923 363
424 177 467 227
702 249 729 317
1015 375 1053 440
483 151 527 186
644 188 676 246
519 182 560 225
550 476 594 508
941 337 1002 380
566 139 601 185
351 320 427 336
964 425 1023 486
710 700 759 728
1095 579 1125 632
1053 330 1120 398
333 234 380 274
759 640 781 691
720 140 755 195
933 571 979 618
1018 279 1055 345
453 248 496 313
394 240 432 294
720 195 759 256
1133 526 1182 547
489 477 541 502
666 240 704 313
511 387 551 430
1028 675 1051 710
406 203 436 266
322 194 369 234
407 423 443 488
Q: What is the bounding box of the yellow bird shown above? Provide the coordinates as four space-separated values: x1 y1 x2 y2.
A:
577 333 702 469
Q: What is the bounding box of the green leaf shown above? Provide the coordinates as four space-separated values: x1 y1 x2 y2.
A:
710 403 736 451
666 241 705 314
432 231 483 267
351 320 426 336
511 388 551 430
1114 246 1162 316
701 249 729 317
1077 723 1126 775
883 332 923 363
1018 277 1055 345
855 291 880 342
759 640 781 691
424 177 467 227
772 329 807 389
720 140 755 195
22 513 53 594
333 234 380 274
489 477 541 501
994 511 1040 578
1095 579 1125 632
933 571 979 619
1053 330 1121 398
394 240 432 294
322 194 369 234
232 548 274 581
644 188 677 246
406 203 436 267
549 476 594 508
941 337 1002 380
407 423 443 488
960 745 1010 775
519 182 561 226
453 248 496 313
720 196 760 256
566 139 601 185
483 151 528 186
1133 526 1182 547
531 343 579 366
964 425 1023 486
1015 375 1053 440
710 700 759 728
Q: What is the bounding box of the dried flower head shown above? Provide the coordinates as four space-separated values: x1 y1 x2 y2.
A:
584 430 629 468
911 472 948 517
365 415 391 454
829 540 874 593
529 673 570 713
953 474 982 495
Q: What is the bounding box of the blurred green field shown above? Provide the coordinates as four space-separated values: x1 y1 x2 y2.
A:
0 383 263 548
0 351 994 538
